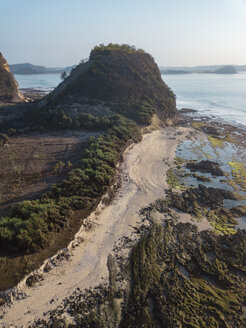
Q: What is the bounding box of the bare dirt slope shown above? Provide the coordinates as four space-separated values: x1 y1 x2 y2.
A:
0 131 100 216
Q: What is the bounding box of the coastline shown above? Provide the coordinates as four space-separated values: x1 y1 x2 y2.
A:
0 116 245 326
0 126 196 327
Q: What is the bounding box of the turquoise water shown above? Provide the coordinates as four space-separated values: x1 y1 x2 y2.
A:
15 73 61 93
162 73 246 127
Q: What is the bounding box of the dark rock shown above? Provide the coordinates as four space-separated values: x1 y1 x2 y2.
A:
167 185 237 212
196 175 212 182
26 274 43 287
0 53 24 103
179 108 197 113
0 296 5 306
200 125 220 136
230 205 246 217
186 160 224 176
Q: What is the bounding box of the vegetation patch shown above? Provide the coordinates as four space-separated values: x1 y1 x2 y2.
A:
166 168 186 190
191 121 207 130
228 161 246 192
207 135 224 148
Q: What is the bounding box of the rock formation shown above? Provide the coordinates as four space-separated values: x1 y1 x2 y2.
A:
0 52 24 103
39 44 178 125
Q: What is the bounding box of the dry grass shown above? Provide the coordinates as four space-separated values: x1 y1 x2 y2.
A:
0 130 99 215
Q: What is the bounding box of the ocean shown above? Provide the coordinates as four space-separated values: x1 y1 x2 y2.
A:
162 72 246 127
15 73 61 93
15 72 246 127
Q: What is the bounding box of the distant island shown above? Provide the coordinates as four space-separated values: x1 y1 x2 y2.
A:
214 65 237 74
160 64 242 75
9 63 76 75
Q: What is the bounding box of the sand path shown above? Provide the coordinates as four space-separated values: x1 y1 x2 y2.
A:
1 127 194 327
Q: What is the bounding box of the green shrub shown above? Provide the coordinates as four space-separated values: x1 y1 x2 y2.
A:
0 133 8 147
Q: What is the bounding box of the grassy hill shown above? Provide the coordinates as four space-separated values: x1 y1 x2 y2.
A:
40 44 177 125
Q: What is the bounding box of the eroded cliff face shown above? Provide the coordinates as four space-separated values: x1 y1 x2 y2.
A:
0 52 24 103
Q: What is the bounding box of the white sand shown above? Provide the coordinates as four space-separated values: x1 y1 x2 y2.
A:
0 126 209 327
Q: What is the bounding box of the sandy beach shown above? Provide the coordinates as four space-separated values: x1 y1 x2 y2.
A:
0 126 210 327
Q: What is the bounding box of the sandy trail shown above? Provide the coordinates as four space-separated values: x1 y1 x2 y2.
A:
1 127 195 327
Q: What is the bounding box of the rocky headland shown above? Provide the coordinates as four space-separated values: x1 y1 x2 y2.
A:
0 45 245 327
0 53 24 103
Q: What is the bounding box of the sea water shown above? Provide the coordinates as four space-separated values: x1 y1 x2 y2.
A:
15 73 61 93
162 72 246 127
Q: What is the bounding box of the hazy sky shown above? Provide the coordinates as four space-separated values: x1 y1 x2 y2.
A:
1 0 246 67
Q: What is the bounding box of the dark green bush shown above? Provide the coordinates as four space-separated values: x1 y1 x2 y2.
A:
0 133 8 147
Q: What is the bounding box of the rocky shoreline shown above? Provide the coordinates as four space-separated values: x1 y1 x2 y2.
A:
0 115 246 327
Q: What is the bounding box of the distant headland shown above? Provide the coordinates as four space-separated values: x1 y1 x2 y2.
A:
160 64 243 75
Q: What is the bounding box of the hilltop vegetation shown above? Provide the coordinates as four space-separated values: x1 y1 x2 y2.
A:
42 44 177 125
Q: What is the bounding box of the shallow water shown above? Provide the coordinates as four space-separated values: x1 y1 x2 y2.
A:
15 73 61 93
176 137 246 228
236 216 246 230
162 72 246 127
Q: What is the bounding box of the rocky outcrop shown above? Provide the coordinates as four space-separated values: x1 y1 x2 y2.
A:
38 44 178 125
186 160 224 176
0 53 24 103
230 204 246 217
167 184 237 211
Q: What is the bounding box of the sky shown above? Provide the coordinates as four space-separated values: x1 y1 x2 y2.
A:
1 0 246 67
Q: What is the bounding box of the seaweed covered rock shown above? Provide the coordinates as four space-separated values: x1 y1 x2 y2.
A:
167 184 237 211
39 44 177 125
186 160 224 176
230 204 246 217
0 52 24 103
122 222 246 328
28 221 246 328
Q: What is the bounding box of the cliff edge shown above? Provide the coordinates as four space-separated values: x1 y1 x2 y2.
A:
0 52 24 103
